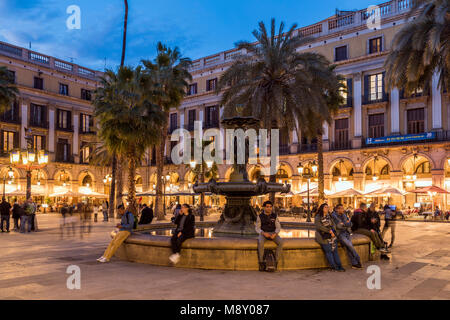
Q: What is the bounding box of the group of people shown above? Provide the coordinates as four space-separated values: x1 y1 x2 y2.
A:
0 197 37 233
97 199 398 272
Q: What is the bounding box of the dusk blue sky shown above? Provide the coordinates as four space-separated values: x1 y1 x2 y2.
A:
1 0 380 71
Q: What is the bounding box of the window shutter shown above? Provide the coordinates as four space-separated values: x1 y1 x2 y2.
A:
42 136 46 150
68 111 72 128
364 75 369 102
13 131 19 149
346 78 353 100
30 104 35 124
0 130 4 152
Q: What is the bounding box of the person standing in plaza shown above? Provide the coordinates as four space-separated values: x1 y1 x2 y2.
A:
11 199 22 231
255 200 283 272
93 203 99 222
97 204 134 263
315 203 345 272
169 204 195 265
20 198 35 233
0 197 12 232
381 204 396 248
101 200 109 222
331 204 362 269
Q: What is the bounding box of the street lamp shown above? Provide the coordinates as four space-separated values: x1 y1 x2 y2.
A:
162 174 171 216
297 160 318 222
189 159 214 221
10 149 48 200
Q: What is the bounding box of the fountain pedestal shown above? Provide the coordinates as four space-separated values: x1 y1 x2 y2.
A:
213 196 258 237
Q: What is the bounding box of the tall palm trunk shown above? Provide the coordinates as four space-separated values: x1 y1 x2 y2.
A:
155 121 168 220
108 154 117 218
120 0 128 67
115 158 124 213
127 151 137 216
317 134 325 204
108 0 128 219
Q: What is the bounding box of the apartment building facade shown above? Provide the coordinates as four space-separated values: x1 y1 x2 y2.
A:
152 0 450 209
0 41 105 198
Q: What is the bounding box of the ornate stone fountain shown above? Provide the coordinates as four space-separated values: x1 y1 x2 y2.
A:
193 115 290 237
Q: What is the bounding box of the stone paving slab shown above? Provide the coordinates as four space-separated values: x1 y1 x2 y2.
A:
0 216 449 299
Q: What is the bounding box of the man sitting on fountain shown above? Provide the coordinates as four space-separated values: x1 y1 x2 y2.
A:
169 204 196 265
255 201 283 271
97 204 134 263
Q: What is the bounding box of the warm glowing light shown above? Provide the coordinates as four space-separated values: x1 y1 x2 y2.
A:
297 163 303 175
206 160 213 169
8 168 14 178
338 177 342 182
8 180 12 185
190 161 196 168
165 174 170 181
21 151 28 165
412 175 417 180
372 175 378 181
311 162 318 173
103 178 107 184
28 150 36 163
10 150 19 164
448 158 450 166
406 175 412 180
37 180 41 186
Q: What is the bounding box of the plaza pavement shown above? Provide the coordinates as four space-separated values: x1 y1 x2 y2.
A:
0 213 449 300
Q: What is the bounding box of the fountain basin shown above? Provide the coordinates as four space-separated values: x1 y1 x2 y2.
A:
112 222 373 270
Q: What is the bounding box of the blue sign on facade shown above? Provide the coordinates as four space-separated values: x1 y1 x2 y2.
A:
365 132 436 145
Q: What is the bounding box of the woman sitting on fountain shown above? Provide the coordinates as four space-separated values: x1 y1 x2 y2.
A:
315 203 345 272
169 204 195 265
255 201 283 271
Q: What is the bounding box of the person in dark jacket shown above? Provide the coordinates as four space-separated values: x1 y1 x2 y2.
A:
331 204 362 269
169 204 195 265
0 197 11 232
381 204 396 248
255 200 283 271
138 203 154 225
315 203 345 271
11 200 22 231
351 203 389 260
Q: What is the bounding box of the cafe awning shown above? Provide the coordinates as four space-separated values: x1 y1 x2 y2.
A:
329 188 364 198
411 186 449 194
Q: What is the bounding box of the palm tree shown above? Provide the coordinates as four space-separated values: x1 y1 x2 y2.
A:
104 0 129 218
88 142 126 208
94 67 164 215
218 19 341 203
299 65 345 203
141 43 192 220
385 0 450 93
186 140 219 221
0 66 19 113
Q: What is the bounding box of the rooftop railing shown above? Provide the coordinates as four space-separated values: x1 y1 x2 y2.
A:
188 0 414 72
0 40 101 80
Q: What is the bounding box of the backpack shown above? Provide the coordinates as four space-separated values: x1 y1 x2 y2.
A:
125 211 137 230
263 249 276 272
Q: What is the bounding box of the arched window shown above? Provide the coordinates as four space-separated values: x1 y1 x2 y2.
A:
349 168 354 176
332 167 341 177
276 168 288 179
380 165 390 175
365 166 372 176
136 177 143 185
415 161 431 174
82 175 92 186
